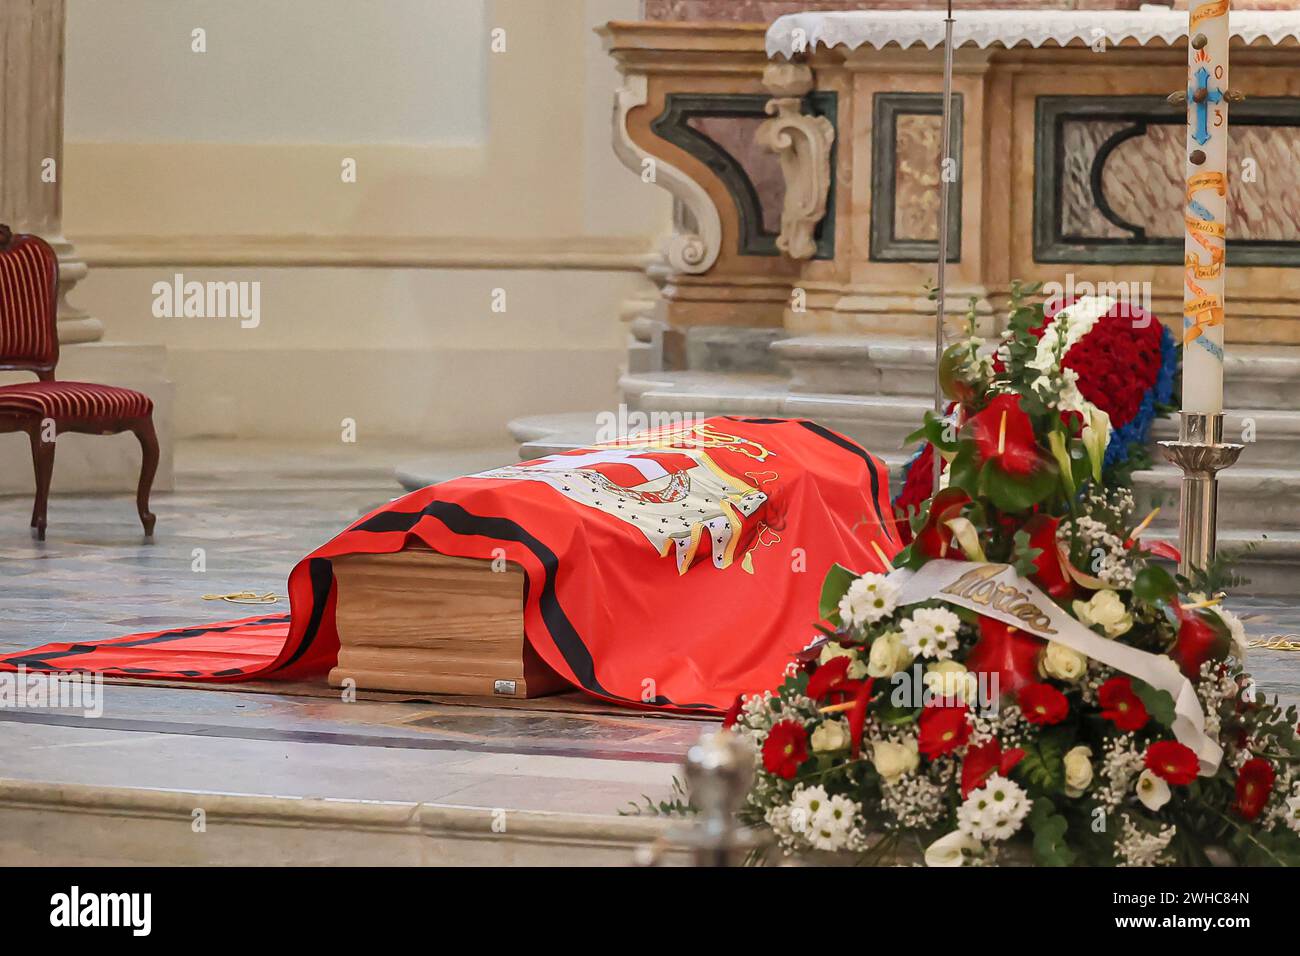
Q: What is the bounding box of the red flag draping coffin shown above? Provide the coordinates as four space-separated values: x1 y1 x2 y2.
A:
0 418 900 712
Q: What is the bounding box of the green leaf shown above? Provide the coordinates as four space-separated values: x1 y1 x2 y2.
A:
903 410 959 453
1133 565 1178 605
819 563 859 624
1010 529 1043 579
982 457 1059 513
1016 733 1066 794
1131 679 1177 727
1028 798 1076 867
945 441 981 497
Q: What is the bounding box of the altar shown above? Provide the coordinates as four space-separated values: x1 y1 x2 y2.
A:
589 6 1300 593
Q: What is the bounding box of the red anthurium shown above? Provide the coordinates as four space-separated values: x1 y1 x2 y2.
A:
1232 758 1275 822
761 720 808 779
918 705 971 759
721 693 745 730
1098 676 1148 732
960 738 1026 798
1172 606 1231 680
1023 514 1076 601
965 616 1045 697
1144 740 1199 786
846 678 875 760
913 487 972 560
805 654 853 701
1018 682 1070 725
966 394 1041 477
1134 539 1181 563
805 658 876 758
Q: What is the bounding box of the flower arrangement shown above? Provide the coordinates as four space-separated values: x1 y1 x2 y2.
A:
728 284 1300 866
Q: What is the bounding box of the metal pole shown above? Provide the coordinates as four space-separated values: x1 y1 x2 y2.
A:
932 0 956 493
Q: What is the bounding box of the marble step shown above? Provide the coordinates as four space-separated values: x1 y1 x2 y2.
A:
1150 409 1300 468
1133 465 1300 532
619 370 932 453
1143 528 1300 598
768 336 1300 411
0 777 690 866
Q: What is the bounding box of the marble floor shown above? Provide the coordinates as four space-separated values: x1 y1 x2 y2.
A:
0 438 694 821
1 438 1299 822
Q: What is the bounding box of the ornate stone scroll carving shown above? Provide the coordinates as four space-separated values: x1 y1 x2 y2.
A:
611 74 721 275
755 62 834 261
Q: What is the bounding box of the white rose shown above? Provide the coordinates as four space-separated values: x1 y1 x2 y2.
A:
924 830 983 868
871 737 920 783
818 642 868 680
810 719 850 753
1072 589 1133 638
865 631 912 678
1136 768 1171 811
1040 641 1088 682
924 660 974 704
1063 745 1093 797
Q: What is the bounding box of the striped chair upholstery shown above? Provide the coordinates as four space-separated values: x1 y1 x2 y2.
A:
0 228 160 540
0 380 154 422
0 233 59 369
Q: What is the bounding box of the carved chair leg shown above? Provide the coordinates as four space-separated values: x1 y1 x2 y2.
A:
27 425 55 541
130 416 159 538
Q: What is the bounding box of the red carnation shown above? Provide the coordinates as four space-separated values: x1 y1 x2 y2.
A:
960 738 1026 798
966 394 1041 477
1232 758 1275 822
761 720 808 779
918 705 971 758
1018 682 1070 725
1144 740 1199 786
1099 676 1149 731
721 693 744 730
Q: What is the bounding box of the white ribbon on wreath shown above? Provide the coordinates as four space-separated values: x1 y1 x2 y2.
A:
889 559 1222 776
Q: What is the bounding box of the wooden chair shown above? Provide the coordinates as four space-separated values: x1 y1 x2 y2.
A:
0 225 158 540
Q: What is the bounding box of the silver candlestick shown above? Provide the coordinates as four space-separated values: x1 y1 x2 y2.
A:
1158 412 1243 576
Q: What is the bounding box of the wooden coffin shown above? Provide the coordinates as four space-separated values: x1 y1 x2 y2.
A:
327 548 568 698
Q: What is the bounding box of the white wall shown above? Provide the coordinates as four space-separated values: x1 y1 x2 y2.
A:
67 0 489 146
61 0 669 445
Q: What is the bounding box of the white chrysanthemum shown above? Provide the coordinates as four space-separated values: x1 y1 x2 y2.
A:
957 773 1031 843
900 606 961 660
787 784 829 838
837 572 899 627
807 794 859 851
783 784 862 852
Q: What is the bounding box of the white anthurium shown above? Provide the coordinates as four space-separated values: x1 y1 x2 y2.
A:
943 516 987 562
1080 402 1111 483
924 829 984 867
1136 769 1172 811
